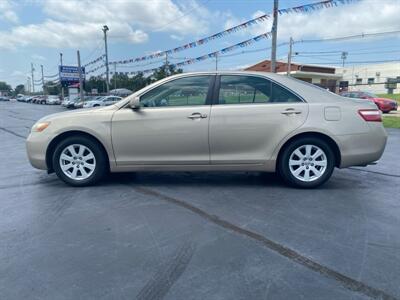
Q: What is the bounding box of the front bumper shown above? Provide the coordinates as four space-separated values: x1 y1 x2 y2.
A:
26 131 52 170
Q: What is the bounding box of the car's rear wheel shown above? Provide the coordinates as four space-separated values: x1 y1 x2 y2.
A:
278 137 335 188
52 136 107 186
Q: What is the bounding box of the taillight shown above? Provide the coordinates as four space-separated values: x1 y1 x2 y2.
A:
358 109 382 122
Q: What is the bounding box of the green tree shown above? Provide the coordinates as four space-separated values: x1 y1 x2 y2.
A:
0 81 12 94
85 76 107 94
110 73 131 91
44 81 61 95
130 72 152 92
13 84 25 96
151 64 183 82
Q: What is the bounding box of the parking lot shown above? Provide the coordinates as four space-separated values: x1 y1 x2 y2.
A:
1 101 399 300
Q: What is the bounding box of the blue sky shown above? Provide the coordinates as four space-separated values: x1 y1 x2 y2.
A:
0 0 399 88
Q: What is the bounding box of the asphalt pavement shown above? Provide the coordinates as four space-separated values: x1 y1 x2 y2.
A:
0 101 399 300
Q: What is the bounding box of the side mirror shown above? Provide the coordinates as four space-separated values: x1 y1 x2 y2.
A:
129 96 141 109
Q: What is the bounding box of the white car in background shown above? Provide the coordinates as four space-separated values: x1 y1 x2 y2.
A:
62 96 80 108
83 96 122 108
46 95 61 105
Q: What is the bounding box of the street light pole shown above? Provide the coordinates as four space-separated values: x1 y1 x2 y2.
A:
102 25 110 94
287 37 294 76
77 50 84 103
31 63 35 94
271 0 279 73
341 51 348 67
41 64 45 95
114 62 117 90
60 52 64 100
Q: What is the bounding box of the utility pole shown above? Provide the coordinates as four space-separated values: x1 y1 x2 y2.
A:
165 52 169 76
287 37 294 76
102 25 110 94
41 64 45 95
270 0 279 73
27 76 31 93
113 62 117 90
215 53 218 71
77 50 84 103
31 63 35 94
341 51 348 67
60 53 64 100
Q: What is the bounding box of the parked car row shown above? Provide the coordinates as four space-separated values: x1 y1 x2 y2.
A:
16 94 61 105
0 96 11 101
62 95 123 109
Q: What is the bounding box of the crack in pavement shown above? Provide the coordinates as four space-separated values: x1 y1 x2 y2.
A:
348 167 400 178
133 186 398 300
0 126 27 139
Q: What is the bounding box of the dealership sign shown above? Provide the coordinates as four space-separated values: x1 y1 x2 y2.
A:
59 66 85 86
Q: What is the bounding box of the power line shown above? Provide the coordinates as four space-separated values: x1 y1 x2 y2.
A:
290 59 400 65
296 30 400 44
151 0 211 32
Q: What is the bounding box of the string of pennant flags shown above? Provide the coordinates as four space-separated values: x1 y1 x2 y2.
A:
83 54 106 68
85 0 358 75
106 32 271 76
86 64 106 75
104 0 358 66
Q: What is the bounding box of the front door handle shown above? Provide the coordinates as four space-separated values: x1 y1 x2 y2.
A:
281 108 302 115
187 112 207 119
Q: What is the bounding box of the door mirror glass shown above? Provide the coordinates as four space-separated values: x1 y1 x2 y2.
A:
129 96 141 109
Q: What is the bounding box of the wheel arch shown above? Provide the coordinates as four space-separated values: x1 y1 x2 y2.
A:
276 131 341 168
46 130 110 173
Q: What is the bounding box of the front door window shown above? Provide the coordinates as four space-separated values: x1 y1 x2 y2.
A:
140 76 211 107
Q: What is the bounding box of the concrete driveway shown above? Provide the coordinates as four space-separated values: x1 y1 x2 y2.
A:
1 101 399 300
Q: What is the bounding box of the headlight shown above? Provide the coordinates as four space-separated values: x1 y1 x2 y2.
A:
32 121 50 132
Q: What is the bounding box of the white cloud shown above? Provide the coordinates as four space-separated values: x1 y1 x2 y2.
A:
0 19 148 50
0 0 211 49
10 70 27 78
170 34 184 41
31 54 46 61
0 0 19 23
43 0 210 35
224 0 400 41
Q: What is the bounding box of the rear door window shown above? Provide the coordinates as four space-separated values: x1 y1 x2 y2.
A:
217 75 302 104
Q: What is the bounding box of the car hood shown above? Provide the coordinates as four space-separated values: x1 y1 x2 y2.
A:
35 105 117 123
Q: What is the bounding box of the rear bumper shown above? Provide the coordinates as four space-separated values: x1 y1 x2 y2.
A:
337 123 388 168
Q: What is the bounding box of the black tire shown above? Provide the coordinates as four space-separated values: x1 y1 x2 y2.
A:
278 137 335 188
93 104 100 107
52 135 108 187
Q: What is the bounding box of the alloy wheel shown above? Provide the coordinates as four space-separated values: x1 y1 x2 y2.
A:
288 144 327 182
59 144 96 181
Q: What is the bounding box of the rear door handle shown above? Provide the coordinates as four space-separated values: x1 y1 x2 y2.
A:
187 112 207 119
281 108 302 115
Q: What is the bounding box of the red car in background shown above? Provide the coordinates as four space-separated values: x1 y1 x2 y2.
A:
340 91 398 113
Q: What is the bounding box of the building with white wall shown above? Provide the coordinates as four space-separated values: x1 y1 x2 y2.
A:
337 62 400 94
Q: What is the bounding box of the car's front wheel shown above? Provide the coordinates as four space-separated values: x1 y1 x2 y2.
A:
52 136 107 186
278 137 335 188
